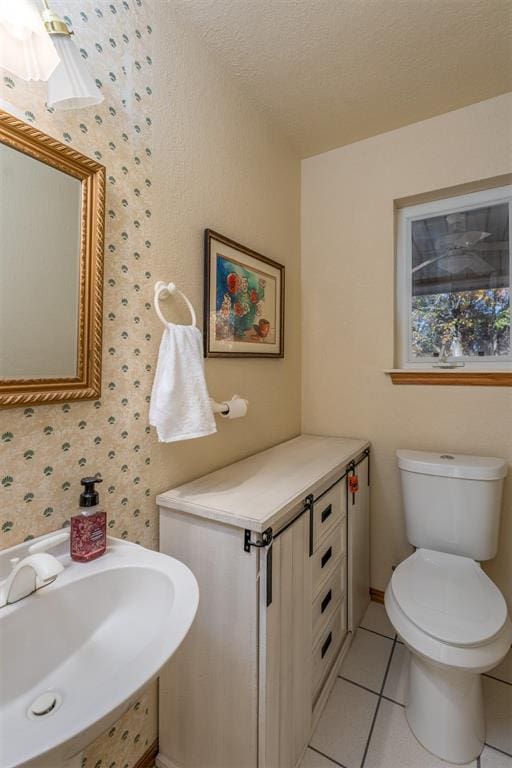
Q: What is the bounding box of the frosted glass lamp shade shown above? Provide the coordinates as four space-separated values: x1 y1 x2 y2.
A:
47 34 104 110
0 0 59 81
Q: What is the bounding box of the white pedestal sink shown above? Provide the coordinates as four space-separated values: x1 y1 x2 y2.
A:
0 533 199 768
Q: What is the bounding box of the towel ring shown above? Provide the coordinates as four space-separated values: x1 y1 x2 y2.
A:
154 281 197 327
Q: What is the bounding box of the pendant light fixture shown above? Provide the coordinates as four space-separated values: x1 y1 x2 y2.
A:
0 0 59 81
42 0 104 110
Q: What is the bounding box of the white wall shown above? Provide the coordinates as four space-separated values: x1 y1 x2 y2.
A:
151 5 301 493
302 93 512 607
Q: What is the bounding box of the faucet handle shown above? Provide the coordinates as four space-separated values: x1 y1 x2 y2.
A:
28 532 69 555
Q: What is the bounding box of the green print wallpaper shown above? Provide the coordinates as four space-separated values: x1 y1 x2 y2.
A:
0 1 158 765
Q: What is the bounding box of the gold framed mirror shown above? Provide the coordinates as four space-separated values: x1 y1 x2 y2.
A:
0 109 105 408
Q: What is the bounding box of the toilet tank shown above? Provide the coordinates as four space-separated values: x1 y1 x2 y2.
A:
397 450 507 560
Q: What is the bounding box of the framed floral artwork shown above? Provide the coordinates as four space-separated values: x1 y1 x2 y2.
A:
204 230 285 357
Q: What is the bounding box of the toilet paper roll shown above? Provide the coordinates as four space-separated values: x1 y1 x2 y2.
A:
219 396 248 419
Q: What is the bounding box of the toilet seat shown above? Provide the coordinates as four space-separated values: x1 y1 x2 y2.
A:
391 549 507 647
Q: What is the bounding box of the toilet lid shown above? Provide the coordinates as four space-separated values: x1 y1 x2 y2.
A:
391 549 508 647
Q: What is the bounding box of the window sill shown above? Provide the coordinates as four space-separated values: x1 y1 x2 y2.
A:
384 370 512 387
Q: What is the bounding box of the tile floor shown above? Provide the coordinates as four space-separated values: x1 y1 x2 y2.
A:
303 602 512 768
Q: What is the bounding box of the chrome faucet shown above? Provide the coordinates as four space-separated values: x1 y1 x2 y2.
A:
0 553 64 608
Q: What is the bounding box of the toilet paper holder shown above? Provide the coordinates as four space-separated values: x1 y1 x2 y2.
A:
154 281 249 420
210 395 249 419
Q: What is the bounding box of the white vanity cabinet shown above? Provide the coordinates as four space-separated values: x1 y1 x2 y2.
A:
157 435 370 768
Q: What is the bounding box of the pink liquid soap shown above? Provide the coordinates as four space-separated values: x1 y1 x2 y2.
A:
70 477 106 562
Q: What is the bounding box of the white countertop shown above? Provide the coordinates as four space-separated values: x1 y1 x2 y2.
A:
157 434 369 532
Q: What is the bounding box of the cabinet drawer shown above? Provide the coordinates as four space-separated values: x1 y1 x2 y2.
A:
311 521 345 597
312 600 346 698
313 483 346 552
312 556 345 644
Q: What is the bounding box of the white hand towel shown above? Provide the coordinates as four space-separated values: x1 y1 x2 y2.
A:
149 323 217 443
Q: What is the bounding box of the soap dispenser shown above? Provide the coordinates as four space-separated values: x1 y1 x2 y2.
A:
70 477 106 562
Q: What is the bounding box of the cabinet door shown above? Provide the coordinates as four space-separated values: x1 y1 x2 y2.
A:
259 511 312 768
348 456 370 631
159 511 259 768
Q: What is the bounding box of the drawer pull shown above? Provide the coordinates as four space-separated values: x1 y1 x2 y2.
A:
321 589 332 614
321 632 332 658
321 546 332 569
321 504 332 523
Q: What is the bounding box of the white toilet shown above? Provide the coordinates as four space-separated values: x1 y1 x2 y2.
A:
385 450 512 765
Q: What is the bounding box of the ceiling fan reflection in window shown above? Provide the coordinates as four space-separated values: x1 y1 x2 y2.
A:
412 213 505 276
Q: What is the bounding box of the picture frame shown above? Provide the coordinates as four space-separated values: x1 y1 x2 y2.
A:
204 229 285 358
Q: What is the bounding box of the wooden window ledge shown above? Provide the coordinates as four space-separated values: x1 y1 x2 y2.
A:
385 370 512 387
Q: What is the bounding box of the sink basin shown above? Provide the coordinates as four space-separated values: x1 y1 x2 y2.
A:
0 533 199 768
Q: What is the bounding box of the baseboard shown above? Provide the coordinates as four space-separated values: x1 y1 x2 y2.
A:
369 587 385 603
134 740 159 768
155 751 179 768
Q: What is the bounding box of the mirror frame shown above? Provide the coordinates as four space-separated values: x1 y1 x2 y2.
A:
0 109 105 408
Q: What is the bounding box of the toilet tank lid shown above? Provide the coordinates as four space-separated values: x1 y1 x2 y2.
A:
397 450 508 480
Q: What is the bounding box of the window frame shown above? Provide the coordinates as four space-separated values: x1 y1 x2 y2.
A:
396 185 512 372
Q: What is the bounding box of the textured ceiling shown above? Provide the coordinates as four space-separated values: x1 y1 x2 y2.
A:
172 0 512 157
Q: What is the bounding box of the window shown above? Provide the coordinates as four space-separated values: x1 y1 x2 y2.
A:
397 186 511 370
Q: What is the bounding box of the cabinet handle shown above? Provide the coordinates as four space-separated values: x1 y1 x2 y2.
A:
321 546 332 569
321 589 332 614
321 504 332 523
321 632 333 658
266 543 273 607
306 494 314 558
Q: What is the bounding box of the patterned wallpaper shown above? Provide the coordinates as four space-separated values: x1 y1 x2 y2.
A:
0 1 157 765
